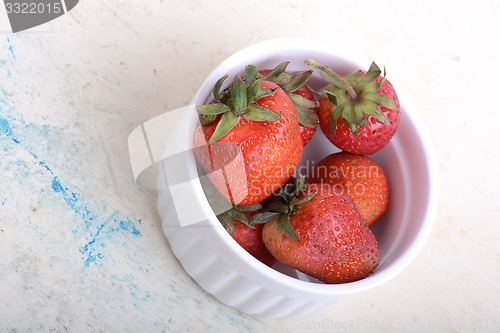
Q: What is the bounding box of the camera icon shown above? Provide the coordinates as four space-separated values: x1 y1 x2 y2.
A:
128 105 247 228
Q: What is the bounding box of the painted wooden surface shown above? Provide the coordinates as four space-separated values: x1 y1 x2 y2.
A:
1 1 499 332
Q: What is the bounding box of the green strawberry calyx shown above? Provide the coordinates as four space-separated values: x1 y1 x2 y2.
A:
261 62 319 128
200 172 264 234
217 203 263 234
305 59 397 136
249 175 315 242
196 65 282 144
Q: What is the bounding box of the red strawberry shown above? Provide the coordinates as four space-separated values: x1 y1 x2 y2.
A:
306 60 400 155
231 220 276 267
308 151 390 226
292 84 319 145
194 66 303 206
259 62 319 145
217 204 276 267
255 176 380 284
199 175 277 266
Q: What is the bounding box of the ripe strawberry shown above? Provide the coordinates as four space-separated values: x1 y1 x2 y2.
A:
217 204 276 267
306 60 400 155
308 151 390 226
259 62 319 145
194 65 303 206
293 86 318 145
255 176 380 284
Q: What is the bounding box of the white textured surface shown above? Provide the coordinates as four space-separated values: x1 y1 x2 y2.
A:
1 1 499 332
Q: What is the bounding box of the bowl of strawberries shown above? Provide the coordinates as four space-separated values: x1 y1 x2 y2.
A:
157 38 439 318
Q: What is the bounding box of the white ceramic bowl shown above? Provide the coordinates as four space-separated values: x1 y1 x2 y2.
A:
157 38 439 318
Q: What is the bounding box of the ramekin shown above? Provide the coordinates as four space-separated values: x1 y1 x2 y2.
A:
156 38 439 318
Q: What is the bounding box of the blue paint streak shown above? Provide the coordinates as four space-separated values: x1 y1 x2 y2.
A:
51 175 142 266
79 212 142 267
1 50 143 268
0 97 20 144
6 36 15 60
119 219 141 236
79 222 106 266
0 116 20 144
39 160 53 173
51 177 97 224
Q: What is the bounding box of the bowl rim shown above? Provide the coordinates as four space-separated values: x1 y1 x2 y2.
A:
186 38 440 295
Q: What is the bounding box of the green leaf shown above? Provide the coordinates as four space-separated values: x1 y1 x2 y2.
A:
235 203 263 212
244 104 281 121
341 104 361 135
331 103 344 121
360 62 381 84
282 70 313 93
326 91 338 105
267 201 289 214
213 74 228 102
295 105 319 128
277 213 300 242
255 87 277 100
219 88 231 105
245 65 258 87
274 183 295 202
201 177 233 215
363 81 381 94
353 104 368 127
290 191 316 207
265 61 289 82
217 212 235 234
199 114 216 126
345 70 358 82
274 72 293 87
329 102 344 134
293 175 306 196
319 70 345 87
364 92 397 111
288 93 318 109
231 76 248 115
250 211 280 225
197 103 231 116
209 111 239 143
324 85 348 105
226 208 248 224
247 77 265 104
361 102 389 125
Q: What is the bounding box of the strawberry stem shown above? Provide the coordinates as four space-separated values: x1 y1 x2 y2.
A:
305 59 358 101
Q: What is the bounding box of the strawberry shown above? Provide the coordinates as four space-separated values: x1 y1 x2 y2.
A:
217 204 276 267
305 60 400 155
254 176 380 284
194 65 303 206
308 151 390 226
259 62 319 145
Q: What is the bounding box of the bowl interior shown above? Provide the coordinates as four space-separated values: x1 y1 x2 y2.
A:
190 39 438 288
